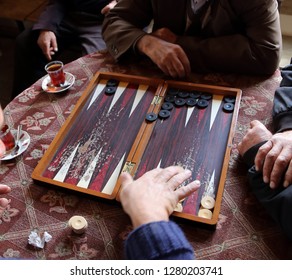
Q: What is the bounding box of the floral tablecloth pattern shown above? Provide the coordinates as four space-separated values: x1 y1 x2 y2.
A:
1 51 291 260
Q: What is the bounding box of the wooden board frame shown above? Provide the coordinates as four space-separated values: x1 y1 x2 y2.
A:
32 72 242 226
32 72 165 199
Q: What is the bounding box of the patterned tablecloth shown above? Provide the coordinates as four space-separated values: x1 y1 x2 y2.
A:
1 50 291 260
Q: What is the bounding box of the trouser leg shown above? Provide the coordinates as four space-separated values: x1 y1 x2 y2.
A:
11 28 47 99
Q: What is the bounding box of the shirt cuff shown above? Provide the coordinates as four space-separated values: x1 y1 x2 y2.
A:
242 141 267 168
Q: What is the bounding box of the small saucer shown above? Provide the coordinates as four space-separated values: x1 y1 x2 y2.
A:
42 72 75 93
1 130 30 161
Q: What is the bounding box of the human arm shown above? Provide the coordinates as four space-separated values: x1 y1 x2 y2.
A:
119 166 200 259
176 0 281 75
254 63 292 188
136 34 191 78
32 0 66 34
237 122 292 240
103 0 281 76
102 0 190 78
238 59 292 188
32 0 66 61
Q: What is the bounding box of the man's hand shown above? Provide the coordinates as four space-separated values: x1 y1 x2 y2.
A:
255 129 292 189
137 34 191 79
37 30 58 61
101 0 118 15
238 120 292 189
119 166 200 229
238 120 272 156
0 184 11 215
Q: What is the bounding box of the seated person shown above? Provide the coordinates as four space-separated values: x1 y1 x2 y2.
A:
11 0 116 99
102 0 282 79
238 60 292 239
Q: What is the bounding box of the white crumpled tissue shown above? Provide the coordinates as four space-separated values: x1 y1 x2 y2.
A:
28 231 52 249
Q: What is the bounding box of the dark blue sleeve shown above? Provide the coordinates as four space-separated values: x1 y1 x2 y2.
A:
32 0 66 33
242 142 292 240
125 221 195 260
247 166 292 240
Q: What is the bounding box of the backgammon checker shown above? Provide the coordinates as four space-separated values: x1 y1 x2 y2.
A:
32 72 242 226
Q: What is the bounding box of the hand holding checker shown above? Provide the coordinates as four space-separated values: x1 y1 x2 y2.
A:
119 166 200 229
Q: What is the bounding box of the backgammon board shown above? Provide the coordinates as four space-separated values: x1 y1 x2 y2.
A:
32 72 242 225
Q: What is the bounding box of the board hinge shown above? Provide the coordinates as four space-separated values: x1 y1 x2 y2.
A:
122 161 135 173
151 96 163 105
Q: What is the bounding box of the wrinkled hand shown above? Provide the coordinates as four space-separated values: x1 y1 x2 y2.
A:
238 120 272 156
238 120 292 189
255 129 292 189
37 30 58 61
137 34 191 79
119 166 200 229
101 0 118 14
0 184 11 215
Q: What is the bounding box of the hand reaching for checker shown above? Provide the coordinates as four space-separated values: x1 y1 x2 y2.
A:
238 120 292 189
119 166 200 229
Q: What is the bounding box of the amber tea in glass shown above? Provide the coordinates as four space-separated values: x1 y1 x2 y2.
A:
45 60 66 86
0 124 16 154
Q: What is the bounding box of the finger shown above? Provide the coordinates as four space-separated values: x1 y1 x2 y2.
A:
283 160 292 187
43 45 52 61
0 140 5 157
262 144 283 188
166 169 193 190
177 51 191 78
166 55 185 78
255 140 273 171
269 147 291 188
119 172 134 187
250 119 263 128
0 184 11 194
51 37 58 52
237 141 243 155
101 6 110 14
175 180 200 200
0 198 9 209
155 166 185 183
159 64 173 78
167 51 190 79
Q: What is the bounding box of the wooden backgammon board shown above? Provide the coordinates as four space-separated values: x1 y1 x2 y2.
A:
32 72 242 226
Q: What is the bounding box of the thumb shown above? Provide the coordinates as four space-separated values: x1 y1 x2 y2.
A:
119 172 134 186
0 198 9 209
